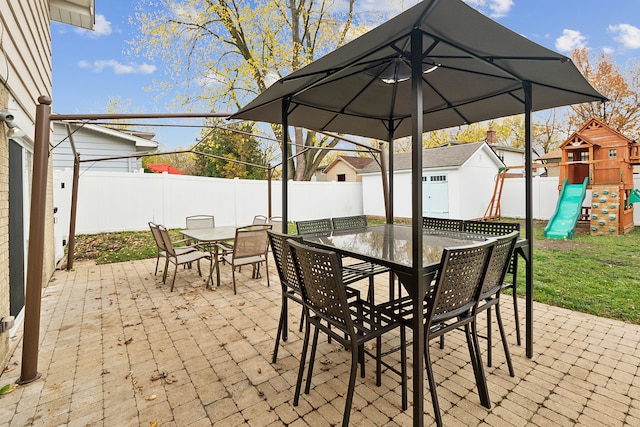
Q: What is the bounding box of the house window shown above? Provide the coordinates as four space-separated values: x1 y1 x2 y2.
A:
337 174 346 182
609 149 617 158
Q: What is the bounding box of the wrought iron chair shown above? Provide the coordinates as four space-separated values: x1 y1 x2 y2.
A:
378 239 495 427
219 224 272 294
422 216 464 231
295 218 332 234
287 239 407 427
463 220 522 345
157 224 213 292
331 215 391 303
476 230 519 376
148 222 196 276
268 231 366 363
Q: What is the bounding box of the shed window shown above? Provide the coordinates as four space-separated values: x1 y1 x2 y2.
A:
609 149 617 158
337 174 346 182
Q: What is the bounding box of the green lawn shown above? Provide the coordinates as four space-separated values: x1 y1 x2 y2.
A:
70 219 640 324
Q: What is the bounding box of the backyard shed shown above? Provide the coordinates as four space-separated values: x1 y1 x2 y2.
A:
359 142 504 219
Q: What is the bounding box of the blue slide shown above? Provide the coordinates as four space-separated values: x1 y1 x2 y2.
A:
544 177 589 240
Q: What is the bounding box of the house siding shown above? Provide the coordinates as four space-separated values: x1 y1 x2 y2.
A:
324 161 359 182
52 123 146 172
0 0 55 371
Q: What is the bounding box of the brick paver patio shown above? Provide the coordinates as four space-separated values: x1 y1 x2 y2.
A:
1 257 639 426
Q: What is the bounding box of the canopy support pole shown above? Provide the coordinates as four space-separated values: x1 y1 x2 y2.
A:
281 99 290 233
524 81 534 358
410 28 425 427
387 124 395 224
66 153 81 270
379 141 391 223
19 96 51 384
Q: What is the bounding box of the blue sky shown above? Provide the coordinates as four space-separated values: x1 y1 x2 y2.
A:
51 0 640 149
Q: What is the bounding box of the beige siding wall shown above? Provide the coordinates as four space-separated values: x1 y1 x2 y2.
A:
324 162 360 182
0 0 53 119
0 86 9 368
0 0 54 369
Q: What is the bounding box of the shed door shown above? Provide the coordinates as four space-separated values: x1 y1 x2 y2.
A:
422 174 449 218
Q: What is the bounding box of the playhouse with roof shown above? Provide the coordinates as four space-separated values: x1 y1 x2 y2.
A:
545 118 640 238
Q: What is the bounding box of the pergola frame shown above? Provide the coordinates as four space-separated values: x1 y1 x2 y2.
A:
18 101 387 385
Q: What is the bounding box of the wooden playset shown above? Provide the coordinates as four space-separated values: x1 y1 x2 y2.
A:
557 118 640 235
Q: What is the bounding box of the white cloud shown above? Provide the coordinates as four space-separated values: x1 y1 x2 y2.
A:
609 24 640 49
75 14 112 38
602 46 615 55
555 29 587 53
464 0 514 18
78 60 156 75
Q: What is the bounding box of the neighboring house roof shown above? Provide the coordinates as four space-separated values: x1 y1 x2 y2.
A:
536 149 561 162
50 0 95 30
56 121 159 151
489 144 524 155
146 164 186 175
323 156 374 174
359 142 501 174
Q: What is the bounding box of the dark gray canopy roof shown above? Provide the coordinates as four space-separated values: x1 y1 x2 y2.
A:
232 0 605 140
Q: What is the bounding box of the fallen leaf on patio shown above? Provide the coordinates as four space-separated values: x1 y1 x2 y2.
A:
145 394 157 401
149 422 157 427
164 375 177 384
125 371 133 379
101 369 110 375
124 337 133 345
150 371 167 381
258 390 264 397
0 384 16 395
110 291 120 295
239 301 245 306
219 343 226 347
257 368 262 374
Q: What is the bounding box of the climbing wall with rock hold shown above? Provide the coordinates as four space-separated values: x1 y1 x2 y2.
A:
590 185 620 235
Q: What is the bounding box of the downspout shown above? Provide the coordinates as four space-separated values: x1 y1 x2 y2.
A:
19 95 51 384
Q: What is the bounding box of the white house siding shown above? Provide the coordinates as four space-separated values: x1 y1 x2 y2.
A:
0 0 54 372
52 123 146 172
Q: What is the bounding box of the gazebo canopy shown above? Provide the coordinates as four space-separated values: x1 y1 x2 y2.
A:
232 0 605 139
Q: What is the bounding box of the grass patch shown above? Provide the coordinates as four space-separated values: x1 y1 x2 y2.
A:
69 220 640 324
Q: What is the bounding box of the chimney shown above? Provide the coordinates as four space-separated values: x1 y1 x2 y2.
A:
486 126 497 144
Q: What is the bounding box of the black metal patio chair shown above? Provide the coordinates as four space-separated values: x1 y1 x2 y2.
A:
287 239 407 427
422 216 464 231
378 239 495 427
476 230 519 376
463 220 522 345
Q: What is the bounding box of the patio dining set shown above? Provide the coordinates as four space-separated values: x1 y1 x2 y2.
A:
148 214 525 426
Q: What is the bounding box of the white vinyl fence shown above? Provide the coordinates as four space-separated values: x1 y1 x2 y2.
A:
52 170 365 262
52 170 640 263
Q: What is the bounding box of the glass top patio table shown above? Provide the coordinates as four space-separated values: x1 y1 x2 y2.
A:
302 223 490 424
302 224 487 273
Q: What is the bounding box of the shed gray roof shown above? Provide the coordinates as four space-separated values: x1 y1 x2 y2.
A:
360 141 491 173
